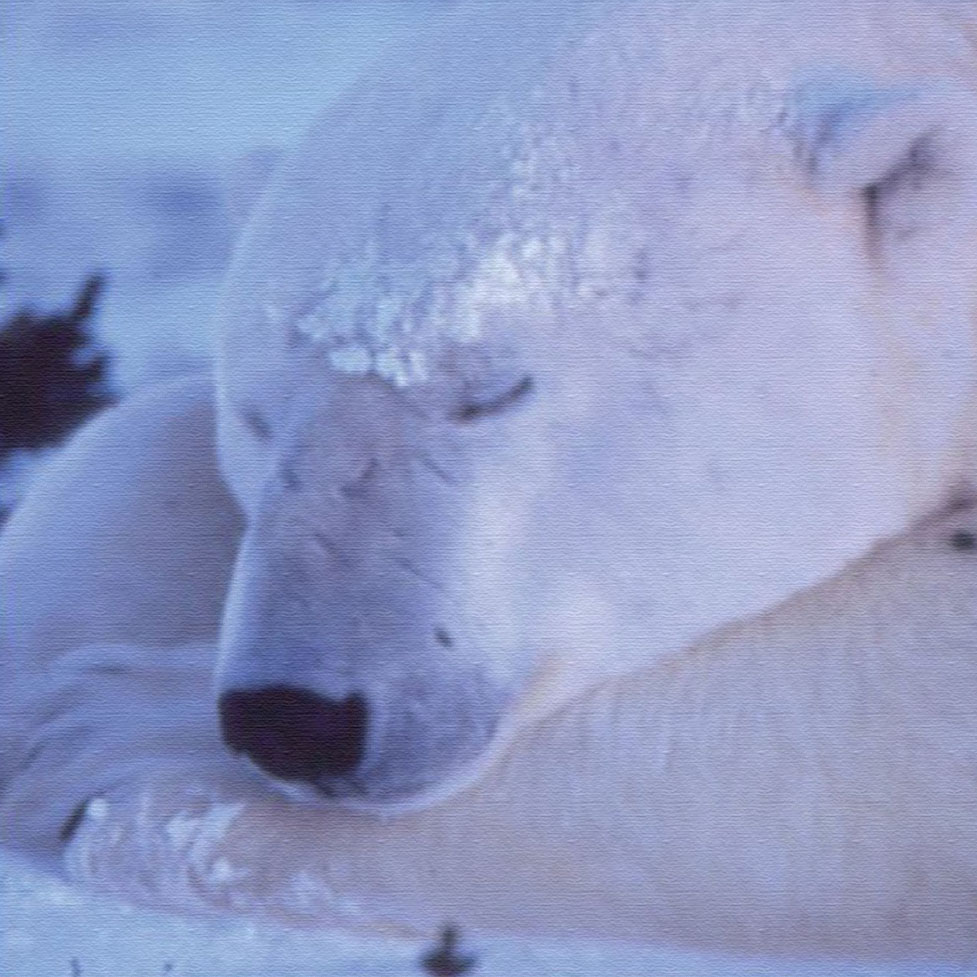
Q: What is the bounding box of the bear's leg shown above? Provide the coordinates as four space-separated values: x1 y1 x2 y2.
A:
0 375 243 858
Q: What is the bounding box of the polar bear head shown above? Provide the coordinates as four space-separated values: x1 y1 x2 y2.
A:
211 1 977 809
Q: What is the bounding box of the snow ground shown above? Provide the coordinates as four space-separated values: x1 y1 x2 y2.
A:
4 849 972 977
4 2 977 974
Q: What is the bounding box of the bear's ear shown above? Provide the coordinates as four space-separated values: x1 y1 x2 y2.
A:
787 71 977 267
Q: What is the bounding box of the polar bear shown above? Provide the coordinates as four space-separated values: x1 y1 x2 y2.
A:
4 0 977 962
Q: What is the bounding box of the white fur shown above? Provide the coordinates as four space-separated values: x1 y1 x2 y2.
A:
3 0 977 961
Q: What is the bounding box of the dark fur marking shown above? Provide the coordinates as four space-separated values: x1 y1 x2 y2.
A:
434 627 453 649
394 555 447 595
950 530 976 551
453 375 535 423
240 406 271 440
313 532 354 569
59 799 90 843
419 452 458 486
279 459 302 491
339 458 379 500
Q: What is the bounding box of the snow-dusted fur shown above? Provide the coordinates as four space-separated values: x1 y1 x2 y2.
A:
3 0 977 962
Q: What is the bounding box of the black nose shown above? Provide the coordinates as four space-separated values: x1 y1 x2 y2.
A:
219 686 368 782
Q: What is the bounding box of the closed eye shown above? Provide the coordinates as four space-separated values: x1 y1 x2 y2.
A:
452 374 535 423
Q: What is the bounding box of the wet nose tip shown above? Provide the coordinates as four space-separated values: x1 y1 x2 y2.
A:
219 685 368 782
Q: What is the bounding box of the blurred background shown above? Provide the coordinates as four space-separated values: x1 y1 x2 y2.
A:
1 2 975 975
3 0 449 387
0 0 448 514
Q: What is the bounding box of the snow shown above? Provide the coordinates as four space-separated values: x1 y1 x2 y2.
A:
162 802 246 877
6 850 972 977
0 850 420 977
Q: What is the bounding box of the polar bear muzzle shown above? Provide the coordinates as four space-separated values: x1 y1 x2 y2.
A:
215 659 513 807
213 374 535 808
